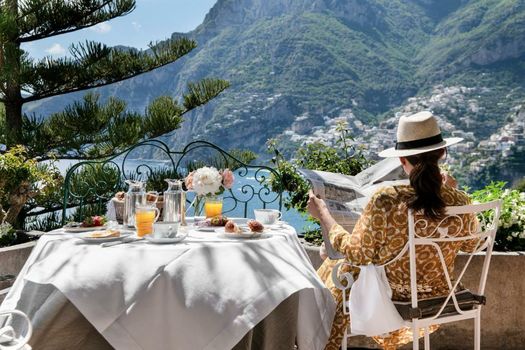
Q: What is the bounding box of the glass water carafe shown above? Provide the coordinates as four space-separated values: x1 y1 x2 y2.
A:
124 180 146 227
163 179 185 225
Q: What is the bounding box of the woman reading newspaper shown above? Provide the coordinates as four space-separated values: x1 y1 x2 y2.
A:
308 111 476 350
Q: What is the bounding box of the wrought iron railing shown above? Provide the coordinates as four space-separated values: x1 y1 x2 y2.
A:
61 140 284 224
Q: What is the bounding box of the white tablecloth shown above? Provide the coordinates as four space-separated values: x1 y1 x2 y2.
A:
1 224 335 350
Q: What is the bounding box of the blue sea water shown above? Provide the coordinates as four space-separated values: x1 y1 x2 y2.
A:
54 159 311 233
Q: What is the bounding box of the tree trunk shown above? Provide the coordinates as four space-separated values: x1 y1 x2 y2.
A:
3 0 23 145
4 181 33 227
5 95 23 145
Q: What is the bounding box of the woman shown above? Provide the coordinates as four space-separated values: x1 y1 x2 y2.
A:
309 111 478 350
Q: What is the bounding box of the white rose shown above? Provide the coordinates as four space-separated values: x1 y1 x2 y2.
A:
192 166 223 196
519 231 525 239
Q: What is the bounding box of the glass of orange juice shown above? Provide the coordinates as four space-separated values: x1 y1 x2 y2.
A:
135 205 160 237
204 196 223 218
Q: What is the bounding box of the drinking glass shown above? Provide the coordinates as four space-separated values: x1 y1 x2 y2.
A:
204 195 223 218
135 205 160 237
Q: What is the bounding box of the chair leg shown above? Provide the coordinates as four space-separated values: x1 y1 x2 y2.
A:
341 327 348 350
412 322 419 350
424 327 430 350
474 313 481 350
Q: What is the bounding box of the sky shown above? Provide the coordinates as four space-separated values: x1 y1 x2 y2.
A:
22 0 217 60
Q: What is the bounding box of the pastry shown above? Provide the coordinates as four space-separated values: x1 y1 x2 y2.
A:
225 220 241 233
247 220 264 233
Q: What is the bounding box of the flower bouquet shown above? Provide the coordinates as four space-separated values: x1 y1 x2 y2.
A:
185 167 234 218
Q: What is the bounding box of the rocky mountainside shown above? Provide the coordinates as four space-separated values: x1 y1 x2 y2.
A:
28 0 525 185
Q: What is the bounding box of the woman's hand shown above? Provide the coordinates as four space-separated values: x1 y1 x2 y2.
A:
307 190 328 220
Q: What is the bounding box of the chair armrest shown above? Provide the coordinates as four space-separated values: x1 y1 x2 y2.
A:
0 310 32 350
331 261 357 291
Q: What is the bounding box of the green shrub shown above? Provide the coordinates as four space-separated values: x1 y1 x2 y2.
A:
470 181 525 251
0 222 16 247
268 121 371 240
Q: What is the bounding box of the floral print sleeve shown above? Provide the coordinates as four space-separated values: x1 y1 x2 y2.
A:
328 191 386 265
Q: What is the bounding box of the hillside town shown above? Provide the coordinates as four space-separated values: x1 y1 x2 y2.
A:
279 85 525 186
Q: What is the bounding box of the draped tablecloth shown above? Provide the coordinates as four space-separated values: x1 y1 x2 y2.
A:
1 223 335 350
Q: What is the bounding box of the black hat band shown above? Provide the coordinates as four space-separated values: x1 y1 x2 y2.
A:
395 133 443 150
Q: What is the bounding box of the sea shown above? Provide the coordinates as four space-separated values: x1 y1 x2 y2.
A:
53 159 311 234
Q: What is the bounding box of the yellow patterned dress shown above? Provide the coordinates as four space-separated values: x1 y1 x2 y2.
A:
317 184 478 350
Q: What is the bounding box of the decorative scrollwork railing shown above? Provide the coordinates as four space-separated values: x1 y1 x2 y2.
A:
61 139 284 224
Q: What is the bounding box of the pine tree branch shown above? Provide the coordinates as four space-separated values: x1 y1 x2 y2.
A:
182 78 230 115
17 0 135 43
21 38 197 103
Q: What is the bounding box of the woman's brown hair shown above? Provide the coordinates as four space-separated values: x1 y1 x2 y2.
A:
405 148 446 219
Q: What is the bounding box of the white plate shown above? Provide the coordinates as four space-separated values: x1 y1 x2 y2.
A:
64 225 107 233
217 227 265 239
144 233 188 244
79 233 130 243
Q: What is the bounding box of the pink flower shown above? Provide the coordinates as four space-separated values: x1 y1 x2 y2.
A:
185 171 194 190
221 169 235 189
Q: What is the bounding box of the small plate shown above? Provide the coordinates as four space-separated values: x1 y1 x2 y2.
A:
64 225 107 233
218 227 265 239
144 233 188 244
79 233 129 243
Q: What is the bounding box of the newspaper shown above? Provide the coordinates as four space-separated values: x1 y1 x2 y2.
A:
299 158 409 259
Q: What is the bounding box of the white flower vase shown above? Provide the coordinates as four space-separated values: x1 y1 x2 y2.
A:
193 195 206 220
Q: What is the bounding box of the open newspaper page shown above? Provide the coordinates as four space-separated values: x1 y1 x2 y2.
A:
298 158 409 260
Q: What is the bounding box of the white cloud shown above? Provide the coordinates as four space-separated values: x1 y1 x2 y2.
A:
132 21 142 31
45 43 66 56
89 22 112 33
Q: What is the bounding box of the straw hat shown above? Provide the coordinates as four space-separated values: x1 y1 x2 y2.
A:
378 111 463 158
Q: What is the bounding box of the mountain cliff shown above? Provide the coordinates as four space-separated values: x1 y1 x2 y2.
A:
29 0 525 162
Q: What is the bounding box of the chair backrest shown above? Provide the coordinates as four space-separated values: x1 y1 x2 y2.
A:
405 200 502 318
0 309 32 350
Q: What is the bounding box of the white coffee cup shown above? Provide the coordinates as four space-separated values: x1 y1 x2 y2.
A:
254 209 282 225
153 222 179 238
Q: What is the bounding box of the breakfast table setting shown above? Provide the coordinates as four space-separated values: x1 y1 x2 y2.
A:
1 216 335 349
0 166 336 350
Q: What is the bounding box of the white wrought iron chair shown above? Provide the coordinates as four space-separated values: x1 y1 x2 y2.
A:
330 200 502 350
0 309 32 350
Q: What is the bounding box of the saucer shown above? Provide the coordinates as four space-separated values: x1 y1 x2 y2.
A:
264 222 288 229
144 232 188 244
